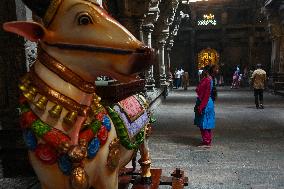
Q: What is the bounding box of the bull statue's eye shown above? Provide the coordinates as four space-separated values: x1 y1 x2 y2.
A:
78 14 93 25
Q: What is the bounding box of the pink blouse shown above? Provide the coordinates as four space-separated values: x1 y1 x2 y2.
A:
196 76 212 112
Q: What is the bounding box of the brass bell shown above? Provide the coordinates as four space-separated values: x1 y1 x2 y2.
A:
23 87 37 101
93 93 101 102
20 74 30 83
34 96 48 111
48 104 63 118
18 82 30 92
64 111 78 125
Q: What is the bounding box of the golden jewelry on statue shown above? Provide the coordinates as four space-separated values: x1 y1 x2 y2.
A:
48 104 63 118
34 96 48 111
64 111 78 125
29 68 90 116
23 86 37 102
107 138 120 171
58 141 71 154
38 49 96 94
19 76 31 91
19 82 30 92
70 167 89 189
91 93 103 115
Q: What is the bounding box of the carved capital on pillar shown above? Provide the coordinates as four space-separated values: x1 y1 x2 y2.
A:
166 39 174 51
263 1 284 38
142 24 154 34
167 0 180 26
158 31 170 45
143 1 161 25
267 15 282 38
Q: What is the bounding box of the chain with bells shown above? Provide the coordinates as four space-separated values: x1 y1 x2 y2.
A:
19 75 79 126
19 75 110 189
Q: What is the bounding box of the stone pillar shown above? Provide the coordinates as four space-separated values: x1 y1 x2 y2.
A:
158 40 167 86
143 24 156 91
269 18 283 73
279 36 284 73
248 35 254 67
165 41 174 81
279 1 284 73
263 1 284 89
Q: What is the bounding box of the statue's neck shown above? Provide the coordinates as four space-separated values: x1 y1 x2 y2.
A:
34 48 95 106
23 49 98 145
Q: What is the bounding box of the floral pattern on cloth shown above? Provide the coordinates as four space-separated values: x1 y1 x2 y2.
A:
113 103 149 138
118 95 145 122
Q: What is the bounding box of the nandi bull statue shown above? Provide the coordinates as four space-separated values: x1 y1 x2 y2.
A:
3 0 155 188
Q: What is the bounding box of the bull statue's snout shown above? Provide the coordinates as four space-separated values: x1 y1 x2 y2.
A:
128 46 155 75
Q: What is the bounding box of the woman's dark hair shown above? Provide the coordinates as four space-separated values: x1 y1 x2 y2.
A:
203 65 211 74
209 64 217 76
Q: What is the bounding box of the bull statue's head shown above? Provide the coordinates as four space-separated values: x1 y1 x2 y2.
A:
3 0 153 83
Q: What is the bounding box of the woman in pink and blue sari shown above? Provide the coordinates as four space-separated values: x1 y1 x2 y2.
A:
194 65 215 147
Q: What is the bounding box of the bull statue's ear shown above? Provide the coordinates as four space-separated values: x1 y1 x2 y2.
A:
3 21 46 42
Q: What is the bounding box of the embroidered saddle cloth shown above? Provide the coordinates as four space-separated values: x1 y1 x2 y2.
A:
112 94 149 139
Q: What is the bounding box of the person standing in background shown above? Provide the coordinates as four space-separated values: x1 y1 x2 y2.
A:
251 64 267 109
182 72 190 90
194 65 215 147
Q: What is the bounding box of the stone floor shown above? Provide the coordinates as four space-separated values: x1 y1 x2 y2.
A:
149 87 284 189
1 87 284 189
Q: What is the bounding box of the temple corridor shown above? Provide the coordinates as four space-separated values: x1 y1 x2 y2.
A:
146 88 284 189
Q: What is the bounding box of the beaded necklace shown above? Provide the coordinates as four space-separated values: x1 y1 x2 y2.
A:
19 95 111 175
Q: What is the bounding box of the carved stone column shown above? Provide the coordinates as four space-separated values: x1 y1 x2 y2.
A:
158 39 167 86
267 14 283 73
165 43 173 81
142 0 161 91
143 24 156 90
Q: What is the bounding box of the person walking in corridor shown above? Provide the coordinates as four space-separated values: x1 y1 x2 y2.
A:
251 64 266 109
194 65 215 147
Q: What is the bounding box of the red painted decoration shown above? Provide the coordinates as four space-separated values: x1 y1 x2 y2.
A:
19 95 27 105
20 111 38 129
97 126 108 145
35 143 57 164
43 129 70 148
95 112 105 122
79 129 95 142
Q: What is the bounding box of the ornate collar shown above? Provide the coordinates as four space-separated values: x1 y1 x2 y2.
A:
38 48 96 94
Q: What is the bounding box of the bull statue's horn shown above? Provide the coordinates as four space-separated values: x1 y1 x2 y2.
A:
22 0 62 26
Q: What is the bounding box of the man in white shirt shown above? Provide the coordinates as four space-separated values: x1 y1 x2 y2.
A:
174 69 182 88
